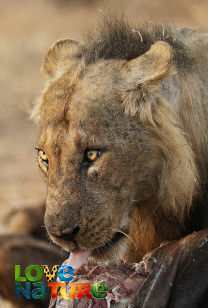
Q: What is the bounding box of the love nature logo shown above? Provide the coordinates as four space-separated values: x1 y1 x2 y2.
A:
15 265 108 300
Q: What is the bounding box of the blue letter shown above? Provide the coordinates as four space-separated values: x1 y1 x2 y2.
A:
15 282 31 299
32 282 47 299
58 265 74 282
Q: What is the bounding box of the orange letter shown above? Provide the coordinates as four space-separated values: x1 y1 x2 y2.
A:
47 283 65 299
60 283 76 299
77 283 92 300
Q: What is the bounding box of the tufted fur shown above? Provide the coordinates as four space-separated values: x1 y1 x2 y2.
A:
32 16 208 263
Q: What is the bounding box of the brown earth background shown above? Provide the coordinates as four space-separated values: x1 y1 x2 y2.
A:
0 0 208 230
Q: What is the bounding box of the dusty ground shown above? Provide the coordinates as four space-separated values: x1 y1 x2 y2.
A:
0 0 208 231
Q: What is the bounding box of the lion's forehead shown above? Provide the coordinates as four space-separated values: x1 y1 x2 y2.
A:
40 60 124 125
41 89 125 147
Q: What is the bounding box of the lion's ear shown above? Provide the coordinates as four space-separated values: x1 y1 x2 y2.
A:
41 39 83 81
124 41 173 85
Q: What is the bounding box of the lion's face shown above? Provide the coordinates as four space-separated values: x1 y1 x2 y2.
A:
37 60 161 262
34 35 197 263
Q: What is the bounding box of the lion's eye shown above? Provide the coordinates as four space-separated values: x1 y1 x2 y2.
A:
38 150 49 169
85 150 101 163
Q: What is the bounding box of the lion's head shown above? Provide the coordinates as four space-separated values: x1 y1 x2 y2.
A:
32 18 198 266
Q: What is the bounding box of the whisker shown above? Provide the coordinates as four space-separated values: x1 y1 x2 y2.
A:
111 227 137 249
106 238 113 247
130 199 140 203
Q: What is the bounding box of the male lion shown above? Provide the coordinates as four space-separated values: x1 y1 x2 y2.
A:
32 17 208 269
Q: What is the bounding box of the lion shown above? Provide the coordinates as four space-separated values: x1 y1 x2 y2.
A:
31 17 208 267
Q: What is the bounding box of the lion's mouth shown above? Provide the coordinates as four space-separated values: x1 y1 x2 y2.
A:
67 232 125 271
94 231 125 253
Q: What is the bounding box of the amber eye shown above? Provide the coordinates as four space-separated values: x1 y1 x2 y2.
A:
86 150 101 163
37 150 49 169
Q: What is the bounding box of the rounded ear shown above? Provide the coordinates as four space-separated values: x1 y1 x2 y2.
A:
41 39 83 81
123 41 173 85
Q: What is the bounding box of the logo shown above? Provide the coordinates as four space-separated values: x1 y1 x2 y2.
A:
15 265 108 300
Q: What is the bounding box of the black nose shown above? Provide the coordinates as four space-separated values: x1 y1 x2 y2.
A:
51 226 80 241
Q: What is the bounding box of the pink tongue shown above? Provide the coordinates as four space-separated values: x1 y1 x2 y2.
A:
68 248 91 271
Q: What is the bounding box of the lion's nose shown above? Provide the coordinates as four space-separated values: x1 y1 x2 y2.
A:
51 226 80 241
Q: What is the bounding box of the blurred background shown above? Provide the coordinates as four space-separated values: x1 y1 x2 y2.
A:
0 0 208 306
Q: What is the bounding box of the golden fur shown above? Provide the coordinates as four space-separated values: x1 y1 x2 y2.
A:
31 17 208 263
